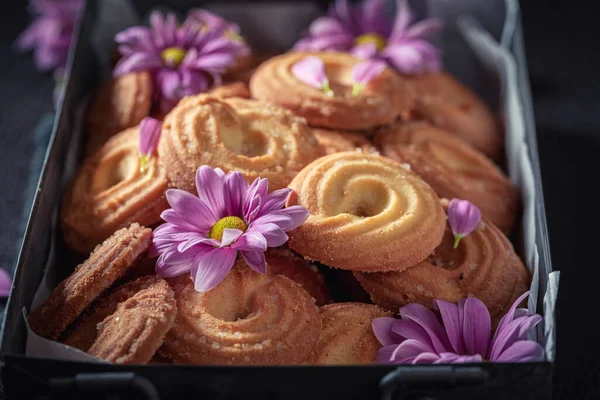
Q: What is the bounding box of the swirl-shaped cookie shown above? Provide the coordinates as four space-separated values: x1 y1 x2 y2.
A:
376 121 518 233
86 71 152 155
308 303 391 365
266 247 331 306
250 52 413 130
162 261 321 365
62 127 169 253
158 95 323 192
313 129 378 155
88 276 177 364
286 152 446 272
354 200 530 319
207 82 251 99
407 72 502 159
29 224 152 340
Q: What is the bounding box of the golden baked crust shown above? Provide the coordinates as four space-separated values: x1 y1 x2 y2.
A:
354 200 530 319
158 94 323 192
250 52 414 130
29 224 152 340
87 276 177 364
62 127 169 253
162 261 321 365
313 128 378 155
208 82 251 99
376 121 517 233
308 303 391 365
265 247 331 306
62 275 163 352
286 152 446 272
407 72 502 160
86 71 152 155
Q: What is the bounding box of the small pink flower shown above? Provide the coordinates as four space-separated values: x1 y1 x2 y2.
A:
351 59 386 95
448 198 481 248
151 166 309 292
294 0 443 74
16 0 83 73
138 117 162 173
0 268 12 298
291 56 333 96
114 10 249 113
372 292 544 364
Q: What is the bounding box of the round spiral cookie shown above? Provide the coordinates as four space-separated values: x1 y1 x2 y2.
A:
86 71 152 155
286 152 446 272
29 224 152 340
354 200 530 319
162 262 321 365
62 127 169 253
407 72 502 159
87 276 177 364
376 121 518 233
265 247 331 306
62 275 163 352
158 95 323 192
250 52 413 130
313 128 378 155
308 303 391 365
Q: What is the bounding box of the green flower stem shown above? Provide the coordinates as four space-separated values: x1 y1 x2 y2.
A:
352 83 363 96
322 80 334 97
453 234 463 249
139 154 149 174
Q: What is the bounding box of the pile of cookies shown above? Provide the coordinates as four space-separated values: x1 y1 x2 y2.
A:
29 49 530 365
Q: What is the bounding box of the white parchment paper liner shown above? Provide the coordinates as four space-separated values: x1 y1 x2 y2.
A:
24 0 559 363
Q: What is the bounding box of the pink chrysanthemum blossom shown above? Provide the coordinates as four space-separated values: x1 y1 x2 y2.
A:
151 166 309 292
16 0 83 72
294 0 442 74
114 10 248 112
373 292 544 364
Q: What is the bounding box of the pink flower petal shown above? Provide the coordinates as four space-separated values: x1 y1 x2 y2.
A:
192 247 237 292
259 188 292 216
434 353 483 364
389 0 414 42
139 117 162 156
372 317 397 345
448 199 482 238
243 177 268 224
165 189 216 231
412 352 443 364
433 299 464 354
247 223 288 247
391 319 435 352
291 56 328 89
309 17 347 37
489 315 542 361
113 52 161 76
460 297 491 357
350 43 378 60
156 68 184 102
390 339 434 362
233 232 267 252
376 344 398 364
156 246 207 278
179 69 210 97
224 171 248 216
241 250 267 274
276 206 310 230
352 60 386 85
493 291 531 342
177 233 220 253
495 340 545 363
0 268 13 297
220 228 243 247
405 18 444 39
399 303 452 354
195 166 227 219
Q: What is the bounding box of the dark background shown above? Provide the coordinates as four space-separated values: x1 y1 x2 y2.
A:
0 0 598 398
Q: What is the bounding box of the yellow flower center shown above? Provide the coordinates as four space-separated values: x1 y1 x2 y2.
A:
161 47 187 68
208 216 247 242
354 33 387 51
